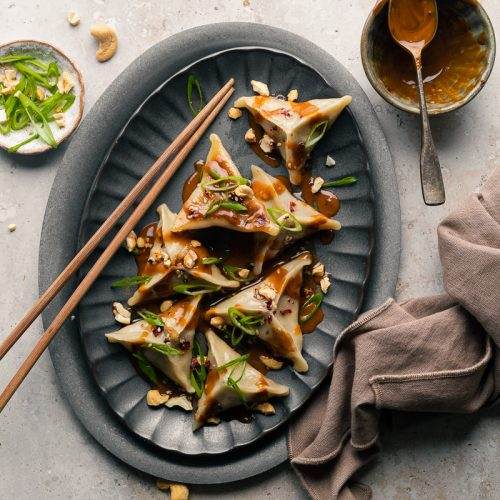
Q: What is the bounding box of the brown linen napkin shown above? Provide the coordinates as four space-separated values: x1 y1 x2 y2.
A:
289 166 500 500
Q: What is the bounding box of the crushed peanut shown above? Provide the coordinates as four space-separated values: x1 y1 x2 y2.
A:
311 177 324 194
160 300 173 313
112 302 131 325
228 107 242 119
257 284 276 301
36 86 46 101
53 112 66 128
7 223 16 232
259 355 283 370
320 274 331 293
136 236 145 248
156 481 190 500
210 316 225 328
312 262 325 277
147 389 170 407
255 402 275 415
325 155 336 167
250 80 270 96
206 416 221 425
244 128 257 143
259 134 274 154
190 239 201 247
166 395 193 411
67 10 81 26
238 268 250 279
234 184 253 198
287 89 298 101
124 230 137 252
0 68 18 95
183 249 198 269
57 71 74 94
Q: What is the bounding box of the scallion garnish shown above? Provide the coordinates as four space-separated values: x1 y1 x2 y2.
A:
138 310 164 328
111 275 152 288
132 350 159 385
173 281 221 296
222 263 251 283
0 54 35 64
299 292 323 323
323 176 358 188
202 256 223 265
144 342 181 356
304 120 329 150
217 353 250 371
228 307 263 336
202 176 250 193
190 340 207 398
205 199 247 217
186 75 205 116
267 207 302 232
7 133 38 153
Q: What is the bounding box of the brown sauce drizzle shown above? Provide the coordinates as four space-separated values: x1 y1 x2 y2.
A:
300 174 341 218
248 114 280 168
299 269 325 334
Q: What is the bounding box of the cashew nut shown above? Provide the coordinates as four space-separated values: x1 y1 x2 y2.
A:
90 24 118 62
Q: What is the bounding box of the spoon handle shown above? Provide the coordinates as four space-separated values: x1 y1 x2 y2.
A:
414 57 445 206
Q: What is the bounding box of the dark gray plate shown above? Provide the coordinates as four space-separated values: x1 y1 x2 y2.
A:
40 23 400 483
77 47 373 456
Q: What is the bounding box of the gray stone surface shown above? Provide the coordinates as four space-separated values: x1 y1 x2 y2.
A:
0 1 498 499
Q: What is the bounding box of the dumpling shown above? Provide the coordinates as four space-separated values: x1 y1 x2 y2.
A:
205 252 312 372
234 95 352 184
250 164 341 274
106 295 202 393
128 203 239 306
171 133 279 236
193 329 289 429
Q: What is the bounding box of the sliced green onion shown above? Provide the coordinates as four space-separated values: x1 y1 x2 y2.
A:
222 263 251 282
14 62 52 89
132 351 159 385
0 54 35 64
205 199 247 217
40 92 75 118
202 256 223 265
323 176 358 188
0 121 11 136
228 307 263 336
46 61 60 79
14 90 57 148
7 133 38 153
173 281 221 296
267 207 302 232
138 310 164 327
202 176 250 192
111 275 152 288
186 75 205 116
144 342 181 356
217 354 250 371
190 340 207 398
10 107 29 130
304 120 329 150
299 292 324 323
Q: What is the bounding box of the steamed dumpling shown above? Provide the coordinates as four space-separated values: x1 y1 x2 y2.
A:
171 134 279 236
193 329 289 429
128 203 239 306
234 95 352 184
106 295 202 393
205 252 312 372
251 164 340 274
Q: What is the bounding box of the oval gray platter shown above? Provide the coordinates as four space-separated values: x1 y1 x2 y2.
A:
39 23 400 484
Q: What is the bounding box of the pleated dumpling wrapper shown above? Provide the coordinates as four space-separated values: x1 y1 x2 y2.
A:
251 164 340 274
193 329 289 429
128 203 239 306
234 95 352 184
205 251 312 372
171 133 279 235
106 295 202 394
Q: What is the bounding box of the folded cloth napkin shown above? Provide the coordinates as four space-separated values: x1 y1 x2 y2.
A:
289 166 500 500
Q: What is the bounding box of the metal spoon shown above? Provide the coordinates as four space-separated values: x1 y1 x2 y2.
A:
388 0 445 205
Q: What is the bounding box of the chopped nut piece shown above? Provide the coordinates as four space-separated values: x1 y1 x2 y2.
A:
287 89 298 101
259 134 274 154
183 249 198 269
257 284 276 301
312 262 325 277
244 128 257 143
311 177 324 194
250 80 270 96
320 274 331 293
67 10 81 26
259 355 283 370
166 395 193 411
0 109 7 123
4 69 17 81
206 416 221 425
160 300 174 313
35 86 46 101
190 239 201 247
124 230 137 252
325 155 336 167
228 107 242 119
156 481 190 500
57 71 74 94
136 236 145 248
7 223 16 232
210 316 225 328
255 402 275 415
112 302 131 325
147 389 170 407
0 69 18 95
234 184 253 198
53 112 66 128
238 268 250 279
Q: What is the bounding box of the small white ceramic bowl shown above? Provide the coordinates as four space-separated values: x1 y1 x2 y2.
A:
0 40 84 154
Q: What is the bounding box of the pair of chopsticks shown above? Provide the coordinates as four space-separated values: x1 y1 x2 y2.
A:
0 78 235 412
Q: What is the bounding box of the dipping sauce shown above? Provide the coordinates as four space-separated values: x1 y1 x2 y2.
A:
372 0 489 109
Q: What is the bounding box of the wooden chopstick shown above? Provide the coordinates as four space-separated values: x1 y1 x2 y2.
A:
0 85 234 412
0 78 234 361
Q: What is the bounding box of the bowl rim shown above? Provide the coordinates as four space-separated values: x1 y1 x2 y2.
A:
0 39 85 154
360 0 496 115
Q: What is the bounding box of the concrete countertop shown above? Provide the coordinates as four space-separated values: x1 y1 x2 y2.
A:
0 1 498 498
